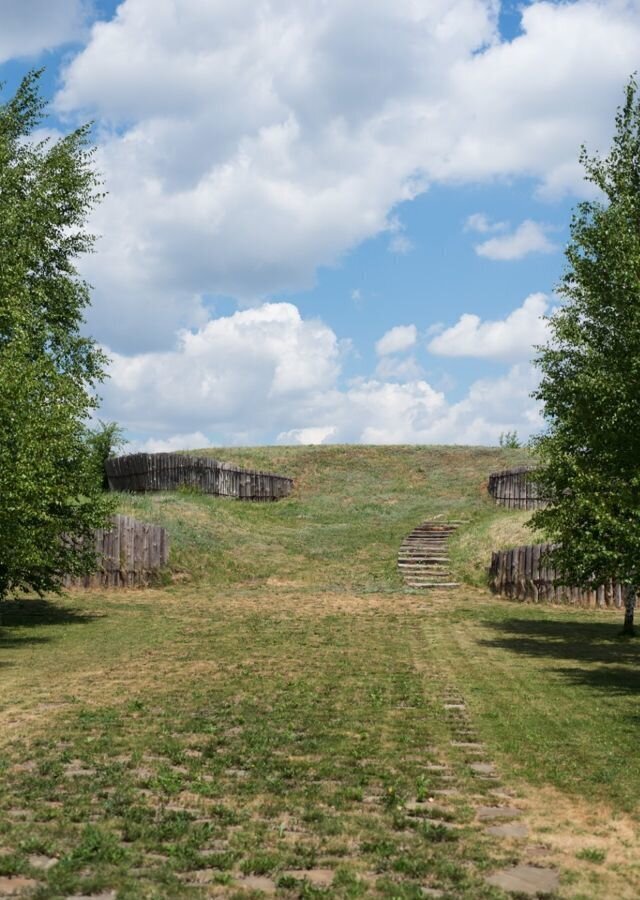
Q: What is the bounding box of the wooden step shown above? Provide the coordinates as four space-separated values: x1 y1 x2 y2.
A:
398 520 461 591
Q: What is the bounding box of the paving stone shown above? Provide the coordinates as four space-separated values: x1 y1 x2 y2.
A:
476 805 523 820
524 844 553 859
234 875 277 894
284 869 334 886
10 762 37 774
485 823 529 839
470 762 497 776
180 870 219 885
405 800 434 812
63 761 96 778
28 855 58 871
0 877 39 897
485 864 559 896
65 893 117 900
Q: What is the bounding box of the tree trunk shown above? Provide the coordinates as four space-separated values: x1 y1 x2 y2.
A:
623 584 636 636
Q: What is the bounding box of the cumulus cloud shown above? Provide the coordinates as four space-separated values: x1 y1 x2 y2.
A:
375 324 418 356
475 220 557 260
0 0 88 62
101 302 342 442
45 0 640 351
464 213 508 234
428 293 550 362
277 426 337 445
126 431 214 454
375 355 424 381
99 300 542 447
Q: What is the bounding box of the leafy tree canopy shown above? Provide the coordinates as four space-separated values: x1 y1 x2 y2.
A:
0 70 114 601
531 77 640 634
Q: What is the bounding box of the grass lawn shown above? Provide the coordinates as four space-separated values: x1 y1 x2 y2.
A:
1 446 638 899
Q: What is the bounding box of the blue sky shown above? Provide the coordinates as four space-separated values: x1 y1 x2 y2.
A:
2 0 638 449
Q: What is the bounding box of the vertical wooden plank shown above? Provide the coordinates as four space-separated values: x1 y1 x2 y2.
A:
531 543 541 602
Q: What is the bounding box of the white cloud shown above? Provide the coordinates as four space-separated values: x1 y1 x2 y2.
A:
99 300 542 447
0 0 88 62
387 216 414 254
475 220 557 260
126 431 214 454
46 0 640 351
277 426 337 445
101 302 342 441
428 292 550 362
376 324 418 356
388 234 414 255
375 355 424 380
464 213 507 234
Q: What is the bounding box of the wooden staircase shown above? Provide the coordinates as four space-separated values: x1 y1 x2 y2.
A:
398 521 461 589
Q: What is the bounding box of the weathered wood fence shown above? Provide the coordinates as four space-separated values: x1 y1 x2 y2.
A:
487 466 547 509
105 453 293 500
62 515 169 589
489 542 624 607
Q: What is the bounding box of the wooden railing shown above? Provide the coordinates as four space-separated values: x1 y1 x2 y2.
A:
105 453 293 501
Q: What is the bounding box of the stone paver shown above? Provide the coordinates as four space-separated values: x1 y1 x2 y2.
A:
0 877 39 897
477 805 523 820
65 893 117 900
234 876 276 894
470 761 497 776
485 822 529 839
486 864 559 896
284 869 334 886
62 761 96 778
27 855 57 872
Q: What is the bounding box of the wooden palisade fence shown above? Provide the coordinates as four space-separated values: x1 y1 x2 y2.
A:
105 453 293 501
489 542 624 608
63 515 169 589
487 466 547 509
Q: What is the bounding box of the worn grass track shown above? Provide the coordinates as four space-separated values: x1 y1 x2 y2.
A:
1 446 639 898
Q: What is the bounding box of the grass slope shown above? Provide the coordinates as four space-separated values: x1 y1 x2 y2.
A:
116 445 531 592
1 445 638 899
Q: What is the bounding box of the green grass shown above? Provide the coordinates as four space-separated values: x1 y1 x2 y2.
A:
428 599 640 811
1 445 639 898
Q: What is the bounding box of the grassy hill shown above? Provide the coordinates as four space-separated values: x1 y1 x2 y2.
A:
115 444 535 592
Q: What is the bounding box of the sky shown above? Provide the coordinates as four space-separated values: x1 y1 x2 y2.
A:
2 0 639 450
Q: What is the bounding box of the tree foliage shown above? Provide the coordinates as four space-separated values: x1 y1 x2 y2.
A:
0 71 114 600
530 77 640 634
85 420 126 490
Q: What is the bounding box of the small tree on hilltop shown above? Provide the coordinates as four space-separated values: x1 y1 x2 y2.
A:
531 77 640 636
0 71 114 602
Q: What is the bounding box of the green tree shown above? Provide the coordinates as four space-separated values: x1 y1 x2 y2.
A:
85 420 126 490
499 430 521 449
0 71 114 601
531 77 640 635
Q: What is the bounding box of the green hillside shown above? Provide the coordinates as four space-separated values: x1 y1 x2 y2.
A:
115 444 533 591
